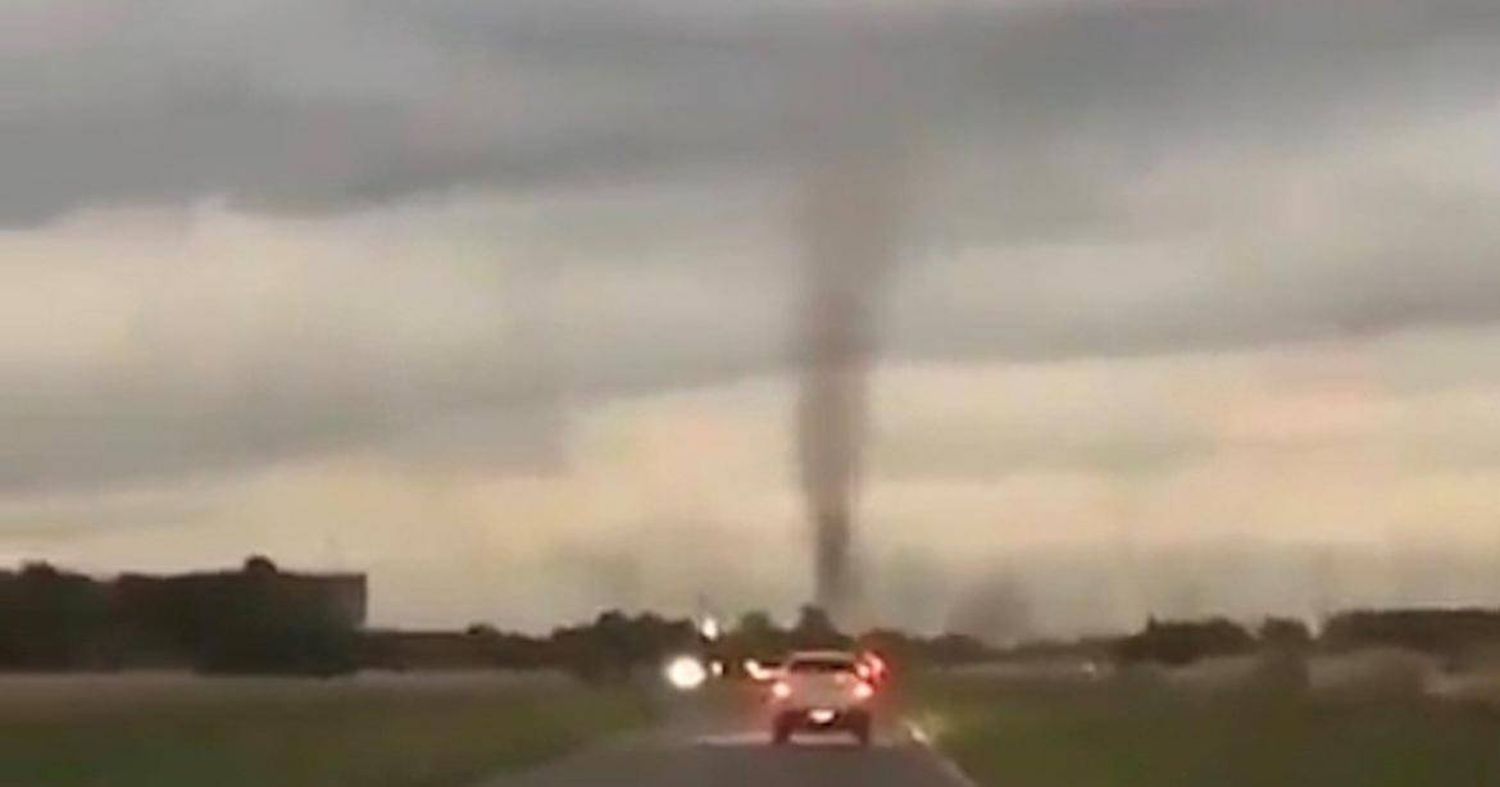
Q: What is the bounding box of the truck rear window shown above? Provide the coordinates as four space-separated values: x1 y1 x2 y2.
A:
787 658 855 674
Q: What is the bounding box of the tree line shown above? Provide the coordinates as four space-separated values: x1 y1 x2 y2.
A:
10 558 1500 677
428 605 997 682
0 558 362 675
1112 608 1500 667
0 559 999 677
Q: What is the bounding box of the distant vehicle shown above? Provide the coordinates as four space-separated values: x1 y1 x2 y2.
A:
767 650 875 746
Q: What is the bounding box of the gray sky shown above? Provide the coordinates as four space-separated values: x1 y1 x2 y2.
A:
5 0 1500 636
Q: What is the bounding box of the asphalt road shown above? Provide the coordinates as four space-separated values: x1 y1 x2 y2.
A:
484 691 972 787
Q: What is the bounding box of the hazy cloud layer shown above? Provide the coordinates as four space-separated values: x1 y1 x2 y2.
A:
17 355 1500 633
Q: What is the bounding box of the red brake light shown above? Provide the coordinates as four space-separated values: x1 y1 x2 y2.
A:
852 681 874 701
771 681 792 700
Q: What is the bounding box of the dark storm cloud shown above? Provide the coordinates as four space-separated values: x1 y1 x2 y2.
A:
6 0 1499 225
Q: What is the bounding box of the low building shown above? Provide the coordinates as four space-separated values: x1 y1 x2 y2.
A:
0 557 367 673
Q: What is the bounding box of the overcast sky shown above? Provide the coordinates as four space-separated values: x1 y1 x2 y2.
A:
5 0 1500 636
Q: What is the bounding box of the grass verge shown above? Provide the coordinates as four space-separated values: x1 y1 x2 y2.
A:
0 673 654 787
914 671 1500 787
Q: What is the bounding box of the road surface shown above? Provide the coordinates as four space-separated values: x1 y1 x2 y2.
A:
482 690 973 787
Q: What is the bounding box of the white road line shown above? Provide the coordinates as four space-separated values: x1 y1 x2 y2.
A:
905 720 932 746
903 720 980 787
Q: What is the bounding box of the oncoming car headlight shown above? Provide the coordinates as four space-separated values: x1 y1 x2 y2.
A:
664 655 708 691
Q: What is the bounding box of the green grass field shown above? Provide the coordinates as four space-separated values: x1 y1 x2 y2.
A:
0 673 653 787
916 671 1500 787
